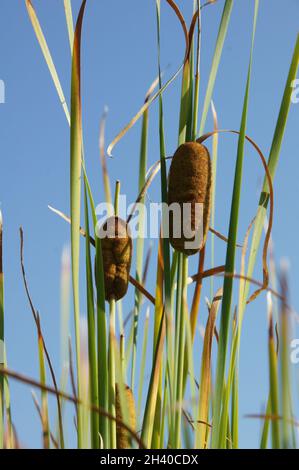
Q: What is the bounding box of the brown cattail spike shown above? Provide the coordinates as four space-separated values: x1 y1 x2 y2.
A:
168 142 211 256
98 216 132 301
115 384 136 449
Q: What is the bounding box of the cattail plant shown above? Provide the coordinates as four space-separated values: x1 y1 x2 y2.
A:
168 142 211 255
98 216 132 302
115 384 136 449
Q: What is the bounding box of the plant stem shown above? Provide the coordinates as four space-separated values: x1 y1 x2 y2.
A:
114 180 121 217
174 254 188 448
109 298 117 449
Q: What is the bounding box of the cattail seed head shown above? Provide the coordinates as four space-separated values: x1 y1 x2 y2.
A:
168 142 211 256
98 216 132 301
115 384 136 449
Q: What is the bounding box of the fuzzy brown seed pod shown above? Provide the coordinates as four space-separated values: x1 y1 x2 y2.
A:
168 142 211 256
98 216 132 301
115 384 136 449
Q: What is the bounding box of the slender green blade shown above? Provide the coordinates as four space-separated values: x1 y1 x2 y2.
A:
151 0 174 447
198 0 233 135
131 87 149 390
37 328 50 448
69 0 87 448
82 164 108 447
83 186 99 448
25 0 70 124
260 395 271 449
280 281 292 449
268 307 280 448
108 299 116 449
64 0 74 52
244 34 299 301
141 312 166 447
3 348 13 449
137 309 150 420
211 0 259 447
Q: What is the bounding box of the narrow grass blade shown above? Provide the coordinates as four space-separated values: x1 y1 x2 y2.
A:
174 255 188 448
137 309 150 420
218 311 238 448
25 0 70 124
211 1 259 447
192 0 201 141
159 372 168 448
230 355 239 448
178 60 191 144
3 348 13 449
108 299 117 449
114 340 134 448
260 395 271 449
82 165 108 447
154 0 174 446
64 0 74 52
69 0 87 448
244 34 299 303
195 288 222 448
210 101 218 300
232 216 256 448
107 183 121 449
279 269 292 448
56 246 70 442
37 320 50 449
151 236 164 448
83 186 99 448
268 293 280 448
141 311 166 448
131 81 151 390
198 0 233 135
99 108 113 213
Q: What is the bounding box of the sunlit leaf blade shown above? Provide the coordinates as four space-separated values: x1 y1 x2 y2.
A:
25 0 70 124
141 312 166 448
99 107 113 213
151 237 164 448
37 326 50 449
198 0 233 135
211 0 259 448
64 0 74 52
152 0 174 448
69 0 87 448
81 164 108 448
131 77 156 391
268 295 280 448
83 186 99 448
244 34 299 302
195 288 222 448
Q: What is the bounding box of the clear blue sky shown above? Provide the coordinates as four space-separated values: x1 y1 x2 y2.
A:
0 0 298 448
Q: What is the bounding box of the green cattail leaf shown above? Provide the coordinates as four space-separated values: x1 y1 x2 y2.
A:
199 0 233 135
211 0 259 448
69 0 87 448
25 0 70 124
